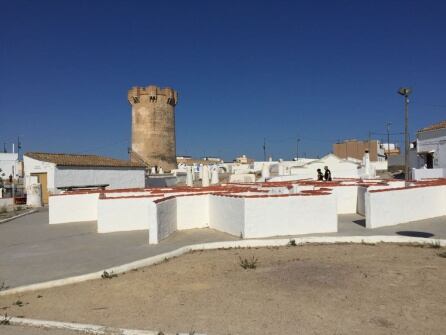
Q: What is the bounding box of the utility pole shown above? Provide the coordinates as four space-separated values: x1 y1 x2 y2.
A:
296 137 300 161
17 136 21 159
262 138 266 161
385 122 392 157
368 130 372 152
398 87 412 181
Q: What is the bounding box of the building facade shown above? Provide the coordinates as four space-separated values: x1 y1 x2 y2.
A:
24 153 146 204
333 139 386 162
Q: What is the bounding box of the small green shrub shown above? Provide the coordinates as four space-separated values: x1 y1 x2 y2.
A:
430 240 441 249
239 256 258 269
288 239 297 246
13 300 23 307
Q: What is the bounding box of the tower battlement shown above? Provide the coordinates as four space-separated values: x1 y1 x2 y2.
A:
128 85 178 106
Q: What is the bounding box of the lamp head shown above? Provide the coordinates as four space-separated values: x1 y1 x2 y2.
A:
398 87 412 96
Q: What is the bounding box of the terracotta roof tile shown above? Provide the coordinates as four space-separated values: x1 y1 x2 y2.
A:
25 152 146 169
418 120 446 133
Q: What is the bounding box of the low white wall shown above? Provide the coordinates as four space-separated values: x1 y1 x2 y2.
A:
412 168 446 180
365 185 446 228
49 193 99 224
0 198 14 209
97 197 156 233
209 195 245 237
371 160 388 171
243 194 337 238
356 186 367 215
156 198 177 242
176 195 209 230
331 186 358 214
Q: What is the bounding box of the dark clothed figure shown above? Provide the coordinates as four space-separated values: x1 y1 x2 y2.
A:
324 166 332 181
317 169 324 181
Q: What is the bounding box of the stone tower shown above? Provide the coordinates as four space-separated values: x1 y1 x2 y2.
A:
128 85 178 172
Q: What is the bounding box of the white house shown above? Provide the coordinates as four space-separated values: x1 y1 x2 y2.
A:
24 152 146 204
0 153 20 180
413 120 446 180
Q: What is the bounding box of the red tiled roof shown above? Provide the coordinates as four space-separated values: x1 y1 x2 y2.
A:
25 152 146 169
418 120 446 133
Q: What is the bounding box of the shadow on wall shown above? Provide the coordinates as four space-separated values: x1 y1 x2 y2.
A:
353 219 366 228
397 231 434 238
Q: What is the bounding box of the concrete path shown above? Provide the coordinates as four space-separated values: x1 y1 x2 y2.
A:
336 214 446 238
0 209 236 289
0 325 79 335
1 209 445 289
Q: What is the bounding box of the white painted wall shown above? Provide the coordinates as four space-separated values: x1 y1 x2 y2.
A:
97 197 156 233
0 198 14 209
209 195 245 237
288 155 361 180
371 160 388 171
55 167 145 189
417 128 446 168
243 194 337 238
176 195 209 230
330 186 358 214
356 186 367 215
24 156 57 191
24 156 145 193
49 193 99 224
0 153 19 179
365 185 446 228
156 198 177 242
412 168 446 180
229 174 255 183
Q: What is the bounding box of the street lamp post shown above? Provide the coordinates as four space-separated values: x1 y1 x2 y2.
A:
398 87 412 181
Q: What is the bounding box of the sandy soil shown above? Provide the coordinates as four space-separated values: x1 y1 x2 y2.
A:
1 244 445 335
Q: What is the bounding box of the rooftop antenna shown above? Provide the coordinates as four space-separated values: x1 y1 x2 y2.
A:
262 138 266 161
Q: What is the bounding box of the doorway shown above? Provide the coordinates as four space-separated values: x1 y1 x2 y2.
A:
31 173 49 205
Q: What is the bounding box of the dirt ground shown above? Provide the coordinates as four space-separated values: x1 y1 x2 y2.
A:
1 244 445 335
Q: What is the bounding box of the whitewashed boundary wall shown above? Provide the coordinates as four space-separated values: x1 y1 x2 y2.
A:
412 168 446 180
156 198 177 243
97 197 157 233
49 193 100 224
365 185 446 228
209 195 245 237
330 186 358 214
243 194 337 238
176 194 209 230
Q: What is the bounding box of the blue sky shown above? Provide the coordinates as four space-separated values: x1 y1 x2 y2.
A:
1 0 445 161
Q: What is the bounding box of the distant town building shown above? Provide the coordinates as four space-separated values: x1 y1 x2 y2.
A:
412 120 446 179
382 143 401 157
333 139 386 162
24 152 146 204
0 152 20 180
234 155 254 164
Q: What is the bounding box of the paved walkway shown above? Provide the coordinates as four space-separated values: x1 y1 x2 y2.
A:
0 209 445 289
0 209 236 289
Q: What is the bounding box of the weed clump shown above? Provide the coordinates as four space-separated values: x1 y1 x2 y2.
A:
101 271 118 279
0 313 11 325
288 239 297 247
239 256 258 269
